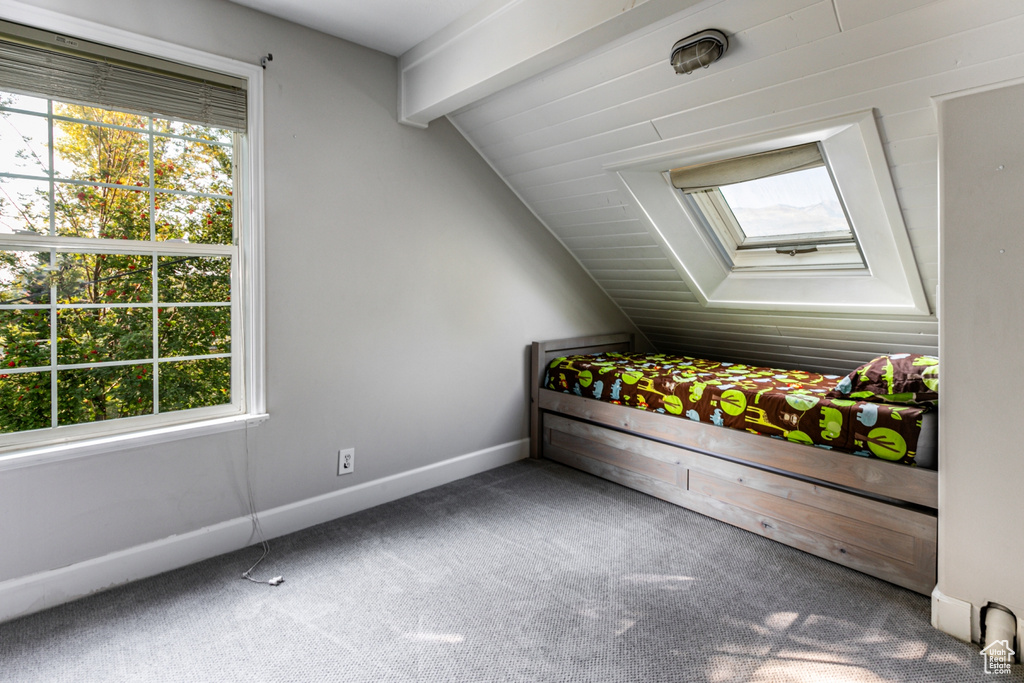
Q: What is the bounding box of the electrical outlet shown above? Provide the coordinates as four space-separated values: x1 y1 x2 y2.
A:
338 448 354 475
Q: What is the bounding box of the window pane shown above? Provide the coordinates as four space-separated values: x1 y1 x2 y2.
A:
159 358 230 411
57 365 153 426
0 309 50 368
0 370 51 433
719 166 849 240
0 176 49 235
55 253 152 304
154 135 232 196
155 192 232 245
0 109 50 176
54 181 151 240
57 308 152 364
158 255 230 303
1 92 48 114
158 306 229 358
52 116 149 185
0 251 50 305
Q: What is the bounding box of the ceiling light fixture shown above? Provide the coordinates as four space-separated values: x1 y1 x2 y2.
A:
671 29 728 74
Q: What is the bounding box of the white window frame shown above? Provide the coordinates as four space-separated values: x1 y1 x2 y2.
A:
680 154 864 272
684 188 864 271
611 110 929 316
0 0 265 468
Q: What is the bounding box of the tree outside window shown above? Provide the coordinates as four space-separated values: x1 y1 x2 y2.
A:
0 92 236 435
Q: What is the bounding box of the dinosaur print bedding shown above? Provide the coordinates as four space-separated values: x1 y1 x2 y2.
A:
544 352 931 467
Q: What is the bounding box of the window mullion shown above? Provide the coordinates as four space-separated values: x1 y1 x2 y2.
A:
49 247 57 429
0 235 235 256
47 100 57 429
151 119 160 412
149 119 156 242
46 98 54 238
152 251 160 415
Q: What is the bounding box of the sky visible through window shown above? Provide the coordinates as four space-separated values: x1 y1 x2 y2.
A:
718 166 849 240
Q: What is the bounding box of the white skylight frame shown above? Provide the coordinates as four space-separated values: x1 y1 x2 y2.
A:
678 150 865 272
611 110 929 315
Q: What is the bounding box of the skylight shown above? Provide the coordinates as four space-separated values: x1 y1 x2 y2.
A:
672 143 863 270
719 166 849 242
611 110 930 315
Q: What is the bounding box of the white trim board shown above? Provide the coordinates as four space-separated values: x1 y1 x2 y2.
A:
0 438 529 624
931 586 974 643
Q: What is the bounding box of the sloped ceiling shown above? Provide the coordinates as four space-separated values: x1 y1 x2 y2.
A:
232 0 1022 373
443 0 1024 374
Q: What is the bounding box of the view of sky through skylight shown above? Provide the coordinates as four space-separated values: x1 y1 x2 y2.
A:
719 166 849 239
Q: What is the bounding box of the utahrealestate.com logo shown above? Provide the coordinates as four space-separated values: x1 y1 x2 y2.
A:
980 639 1015 675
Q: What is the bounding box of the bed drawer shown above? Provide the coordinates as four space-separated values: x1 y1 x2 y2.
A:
542 413 937 595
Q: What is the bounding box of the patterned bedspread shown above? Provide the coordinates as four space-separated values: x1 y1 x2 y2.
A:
544 352 927 465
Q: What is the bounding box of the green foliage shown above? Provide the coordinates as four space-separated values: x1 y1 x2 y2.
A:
159 256 230 303
0 310 51 433
57 365 154 427
0 370 50 433
0 100 234 434
160 358 231 411
159 306 230 358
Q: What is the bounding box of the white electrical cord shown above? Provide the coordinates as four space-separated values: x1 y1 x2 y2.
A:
241 420 284 587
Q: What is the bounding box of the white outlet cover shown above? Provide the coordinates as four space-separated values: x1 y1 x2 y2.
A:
338 448 355 475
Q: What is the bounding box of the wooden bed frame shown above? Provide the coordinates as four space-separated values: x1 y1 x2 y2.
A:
530 333 938 595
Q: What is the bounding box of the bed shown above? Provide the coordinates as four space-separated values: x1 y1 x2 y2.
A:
530 333 939 594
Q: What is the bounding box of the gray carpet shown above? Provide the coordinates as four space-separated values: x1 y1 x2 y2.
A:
0 459 1019 682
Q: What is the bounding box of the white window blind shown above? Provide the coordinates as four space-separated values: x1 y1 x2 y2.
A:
0 19 247 132
669 142 823 192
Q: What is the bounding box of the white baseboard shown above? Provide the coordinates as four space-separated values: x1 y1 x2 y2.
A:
932 586 974 643
0 438 529 624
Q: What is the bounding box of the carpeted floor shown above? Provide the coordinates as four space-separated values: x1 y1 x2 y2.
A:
0 459 1019 682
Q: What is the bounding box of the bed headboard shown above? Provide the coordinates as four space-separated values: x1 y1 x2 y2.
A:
529 333 634 458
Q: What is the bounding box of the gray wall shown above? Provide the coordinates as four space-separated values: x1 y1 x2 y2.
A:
938 82 1024 630
0 0 636 583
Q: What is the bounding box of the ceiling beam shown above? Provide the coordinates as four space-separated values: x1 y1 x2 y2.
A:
398 0 703 128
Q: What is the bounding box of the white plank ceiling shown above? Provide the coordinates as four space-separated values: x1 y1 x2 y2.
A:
449 0 1024 374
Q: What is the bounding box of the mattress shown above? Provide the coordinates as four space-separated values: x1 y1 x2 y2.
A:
545 352 937 469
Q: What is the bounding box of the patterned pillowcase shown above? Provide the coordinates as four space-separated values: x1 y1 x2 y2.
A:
827 353 939 405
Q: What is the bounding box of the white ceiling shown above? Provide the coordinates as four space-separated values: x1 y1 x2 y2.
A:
226 0 493 56
446 0 974 372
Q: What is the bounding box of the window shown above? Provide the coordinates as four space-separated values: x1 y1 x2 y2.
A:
672 143 864 271
0 17 263 454
612 111 929 316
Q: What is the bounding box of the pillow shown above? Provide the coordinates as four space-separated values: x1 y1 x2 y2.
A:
827 353 938 405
